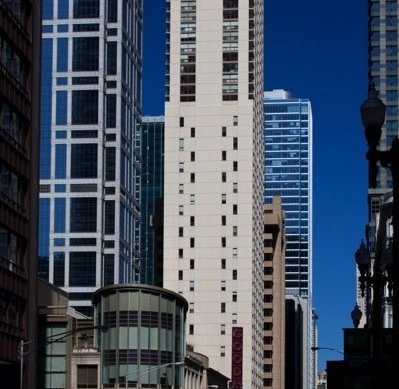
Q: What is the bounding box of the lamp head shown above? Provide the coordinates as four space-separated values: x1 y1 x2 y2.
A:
351 304 363 328
355 239 370 276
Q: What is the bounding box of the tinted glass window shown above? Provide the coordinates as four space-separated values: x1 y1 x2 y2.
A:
106 95 116 127
106 42 117 75
55 144 67 179
70 198 97 232
69 252 96 286
54 198 66 233
71 144 98 178
73 37 99 71
105 147 115 181
73 0 99 18
57 38 68 72
53 252 65 286
72 90 98 124
104 201 115 234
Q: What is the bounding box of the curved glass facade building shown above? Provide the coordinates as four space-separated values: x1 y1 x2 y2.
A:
93 284 187 388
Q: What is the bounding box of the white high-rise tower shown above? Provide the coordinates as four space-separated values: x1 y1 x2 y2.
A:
163 1 264 387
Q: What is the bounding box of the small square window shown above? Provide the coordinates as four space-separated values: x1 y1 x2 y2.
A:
221 302 226 313
178 270 183 280
233 182 238 193
221 237 226 247
221 258 226 269
190 216 195 226
191 151 195 161
233 204 238 214
189 302 194 313
220 346 226 357
179 184 184 194
190 173 195 183
190 259 195 269
179 162 184 172
232 247 237 258
179 205 184 215
191 127 195 137
190 238 195 247
180 117 184 127
222 172 227 182
190 194 195 204
221 281 226 291
233 116 238 126
232 291 237 302
233 269 237 280
232 313 237 324
222 126 227 137
221 324 226 335
179 227 184 237
233 226 237 236
189 324 194 335
222 150 227 161
189 281 195 291
233 161 238 171
222 194 227 204
222 215 226 225
179 138 184 151
179 249 183 259
233 137 238 150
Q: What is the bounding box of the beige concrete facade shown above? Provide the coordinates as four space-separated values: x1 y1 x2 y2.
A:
263 198 285 389
163 1 264 388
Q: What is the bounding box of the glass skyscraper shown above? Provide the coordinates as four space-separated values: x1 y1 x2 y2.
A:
140 116 164 286
38 0 143 315
264 89 313 389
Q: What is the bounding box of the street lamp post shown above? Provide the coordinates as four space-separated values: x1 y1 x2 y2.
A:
361 85 398 371
123 361 184 389
18 325 105 389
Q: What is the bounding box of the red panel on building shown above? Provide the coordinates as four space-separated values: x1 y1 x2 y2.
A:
231 326 243 389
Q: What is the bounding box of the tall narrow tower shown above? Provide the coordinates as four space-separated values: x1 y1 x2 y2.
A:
38 0 143 315
163 1 264 387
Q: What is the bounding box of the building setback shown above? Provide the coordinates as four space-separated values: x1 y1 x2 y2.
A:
140 116 164 287
264 89 313 389
163 1 265 387
0 0 41 387
263 198 286 389
38 0 143 315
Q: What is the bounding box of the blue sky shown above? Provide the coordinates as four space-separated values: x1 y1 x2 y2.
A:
143 0 368 370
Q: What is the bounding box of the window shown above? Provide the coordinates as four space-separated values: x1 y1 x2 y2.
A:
106 41 117 75
233 115 238 126
70 198 97 232
180 117 184 127
69 251 96 286
73 37 99 71
233 161 238 171
189 324 194 335
56 91 67 125
104 201 115 234
189 303 194 313
222 150 227 160
232 247 237 258
221 258 226 269
179 227 184 237
77 364 98 388
233 182 238 193
221 324 226 335
191 127 195 137
190 173 195 183
179 138 184 151
179 162 184 172
190 216 195 226
179 205 184 215
221 237 226 247
72 90 98 124
73 0 100 18
233 204 237 214
232 269 237 280
178 270 183 280
222 215 226 225
57 39 68 72
222 126 227 136
179 184 184 194
191 152 195 161
221 302 226 313
54 199 66 233
233 226 237 236
222 194 227 204
55 144 67 178
264 309 273 317
190 238 195 247
105 147 116 181
232 291 237 302
189 281 194 291
190 194 195 204
220 346 226 357
264 295 273 303
190 259 195 269
71 144 98 178
53 252 65 286
106 95 116 128
233 137 238 150
107 0 118 22
221 281 226 291
232 313 237 324
222 172 226 182
179 249 183 258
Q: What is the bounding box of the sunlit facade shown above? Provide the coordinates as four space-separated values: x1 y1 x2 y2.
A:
38 0 143 315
